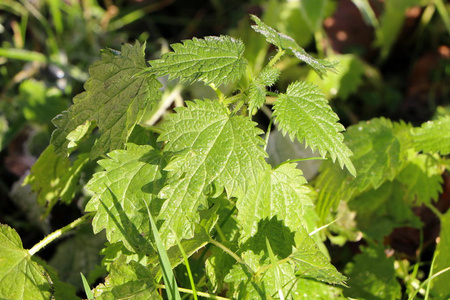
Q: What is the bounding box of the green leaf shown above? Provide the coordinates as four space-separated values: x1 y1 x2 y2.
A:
273 81 356 176
93 256 160 300
344 243 401 300
250 15 337 76
25 145 90 216
237 163 312 243
396 151 443 205
290 225 347 285
315 118 410 220
24 145 70 208
85 143 166 253
157 99 267 243
248 66 280 113
412 116 450 155
0 224 53 300
431 209 450 298
51 42 161 158
150 36 247 86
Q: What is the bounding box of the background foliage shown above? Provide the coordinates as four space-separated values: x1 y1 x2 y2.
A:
0 0 449 299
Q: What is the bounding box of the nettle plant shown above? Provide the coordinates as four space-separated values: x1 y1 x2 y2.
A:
1 15 449 299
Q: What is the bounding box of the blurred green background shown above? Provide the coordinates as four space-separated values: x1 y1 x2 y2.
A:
0 0 449 295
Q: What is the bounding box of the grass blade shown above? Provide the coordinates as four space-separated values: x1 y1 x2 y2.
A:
142 198 181 300
171 228 198 300
80 272 94 300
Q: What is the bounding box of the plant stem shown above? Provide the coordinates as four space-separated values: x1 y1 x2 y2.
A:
209 238 255 274
156 284 230 300
28 212 94 256
264 115 273 152
268 49 285 68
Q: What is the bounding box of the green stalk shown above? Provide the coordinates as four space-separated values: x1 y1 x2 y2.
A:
28 212 94 256
209 238 255 274
156 284 230 300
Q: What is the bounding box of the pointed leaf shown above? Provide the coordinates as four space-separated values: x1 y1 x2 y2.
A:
0 224 53 300
251 15 337 76
150 36 247 86
248 66 280 113
237 163 312 243
85 143 166 253
412 116 450 155
157 99 267 243
51 42 161 158
273 81 355 176
290 225 347 285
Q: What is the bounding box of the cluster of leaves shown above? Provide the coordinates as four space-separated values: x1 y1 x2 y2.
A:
1 10 450 300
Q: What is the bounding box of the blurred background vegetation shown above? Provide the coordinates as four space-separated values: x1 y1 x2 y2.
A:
0 0 449 296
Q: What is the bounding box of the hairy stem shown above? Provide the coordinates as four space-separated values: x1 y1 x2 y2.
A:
28 212 94 256
268 49 285 67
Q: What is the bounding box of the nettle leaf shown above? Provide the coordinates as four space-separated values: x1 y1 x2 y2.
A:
0 224 53 300
150 36 247 86
85 143 166 254
25 145 90 216
412 116 450 155
397 151 443 205
93 256 159 300
273 81 356 176
237 163 312 243
431 209 450 298
248 66 280 113
251 15 337 76
315 118 410 219
290 225 347 285
51 42 161 158
157 99 267 243
344 243 401 300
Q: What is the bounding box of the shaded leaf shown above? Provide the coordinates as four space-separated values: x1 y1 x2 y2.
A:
273 81 356 176
344 243 401 300
315 118 410 220
150 36 247 86
237 163 312 243
51 42 161 158
348 181 421 241
85 143 166 253
290 225 347 285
